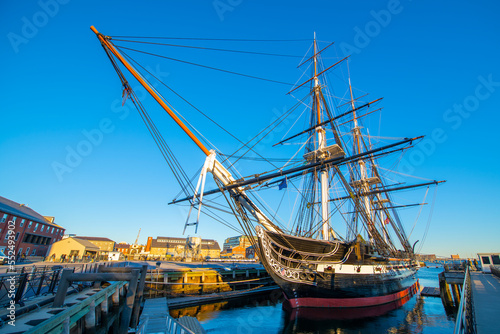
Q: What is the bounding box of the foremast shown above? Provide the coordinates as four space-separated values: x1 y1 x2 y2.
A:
90 26 280 234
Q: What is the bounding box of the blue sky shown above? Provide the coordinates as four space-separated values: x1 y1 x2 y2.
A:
1 1 499 258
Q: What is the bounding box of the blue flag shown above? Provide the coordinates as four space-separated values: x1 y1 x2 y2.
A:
278 178 287 190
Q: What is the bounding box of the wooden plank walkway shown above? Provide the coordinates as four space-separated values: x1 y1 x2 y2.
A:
420 286 440 297
140 297 169 333
140 297 206 334
471 272 500 334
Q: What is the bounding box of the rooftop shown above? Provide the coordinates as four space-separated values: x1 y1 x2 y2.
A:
77 236 115 243
0 195 62 228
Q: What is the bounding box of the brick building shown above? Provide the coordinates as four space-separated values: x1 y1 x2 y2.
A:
0 196 65 257
116 242 131 255
221 235 256 258
221 245 246 258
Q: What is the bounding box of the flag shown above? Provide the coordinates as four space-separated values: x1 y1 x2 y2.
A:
278 178 287 190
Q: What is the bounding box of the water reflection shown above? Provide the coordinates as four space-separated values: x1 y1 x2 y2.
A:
283 294 413 322
282 294 415 334
170 268 456 334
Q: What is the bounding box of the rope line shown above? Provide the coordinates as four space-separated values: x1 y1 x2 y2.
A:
115 45 294 86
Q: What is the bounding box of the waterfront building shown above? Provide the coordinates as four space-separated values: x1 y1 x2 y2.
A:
417 254 437 261
76 236 115 260
46 237 99 261
146 236 220 259
477 253 500 273
201 240 221 258
0 195 65 257
116 242 131 255
221 245 246 258
76 236 115 252
246 245 259 260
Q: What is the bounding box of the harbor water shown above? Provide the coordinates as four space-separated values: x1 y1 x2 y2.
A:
170 266 456 333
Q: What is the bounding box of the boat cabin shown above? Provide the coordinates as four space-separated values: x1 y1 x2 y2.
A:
477 253 500 273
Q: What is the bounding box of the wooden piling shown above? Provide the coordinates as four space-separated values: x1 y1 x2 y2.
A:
451 283 461 306
439 272 454 309
85 301 96 333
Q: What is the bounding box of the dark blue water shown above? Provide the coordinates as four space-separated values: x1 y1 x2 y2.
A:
170 267 456 333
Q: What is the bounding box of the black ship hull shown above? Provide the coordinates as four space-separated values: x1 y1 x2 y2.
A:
256 226 420 308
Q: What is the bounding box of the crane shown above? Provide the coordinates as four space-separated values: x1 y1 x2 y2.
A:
134 228 141 246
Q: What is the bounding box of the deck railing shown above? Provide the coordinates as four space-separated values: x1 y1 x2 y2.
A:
453 266 476 334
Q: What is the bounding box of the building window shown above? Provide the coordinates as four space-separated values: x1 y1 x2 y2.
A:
51 227 54 233
1 214 7 223
31 249 36 256
4 233 8 240
25 247 30 255
17 248 22 255
20 219 25 227
28 221 32 228
12 216 17 222
34 223 39 232
41 225 44 232
15 232 20 241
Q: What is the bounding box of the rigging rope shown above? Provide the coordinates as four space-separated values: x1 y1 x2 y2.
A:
109 35 310 42
114 45 294 86
416 185 438 254
120 48 280 168
110 39 303 58
408 186 430 239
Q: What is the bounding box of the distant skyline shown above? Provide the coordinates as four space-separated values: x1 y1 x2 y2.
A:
1 1 499 258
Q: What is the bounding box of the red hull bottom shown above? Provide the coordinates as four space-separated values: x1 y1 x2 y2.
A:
284 280 421 308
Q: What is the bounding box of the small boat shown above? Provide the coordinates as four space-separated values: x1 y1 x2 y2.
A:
90 27 444 309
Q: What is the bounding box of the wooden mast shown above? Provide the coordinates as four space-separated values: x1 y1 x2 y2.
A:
90 26 281 234
312 33 332 240
90 26 211 157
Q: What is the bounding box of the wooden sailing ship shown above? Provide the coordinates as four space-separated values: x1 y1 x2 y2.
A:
91 27 444 309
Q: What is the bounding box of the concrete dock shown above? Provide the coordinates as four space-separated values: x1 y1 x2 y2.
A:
471 272 500 334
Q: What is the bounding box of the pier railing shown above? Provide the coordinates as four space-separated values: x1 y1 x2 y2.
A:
24 280 127 334
453 266 476 334
0 262 109 308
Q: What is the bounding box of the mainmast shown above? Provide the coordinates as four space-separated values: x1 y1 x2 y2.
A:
90 26 280 234
313 34 332 241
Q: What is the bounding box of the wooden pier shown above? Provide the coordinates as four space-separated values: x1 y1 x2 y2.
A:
420 286 440 297
145 267 273 298
138 297 205 334
439 270 465 309
470 271 500 334
0 264 147 334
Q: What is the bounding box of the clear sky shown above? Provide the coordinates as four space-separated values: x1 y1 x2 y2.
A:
1 1 499 258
